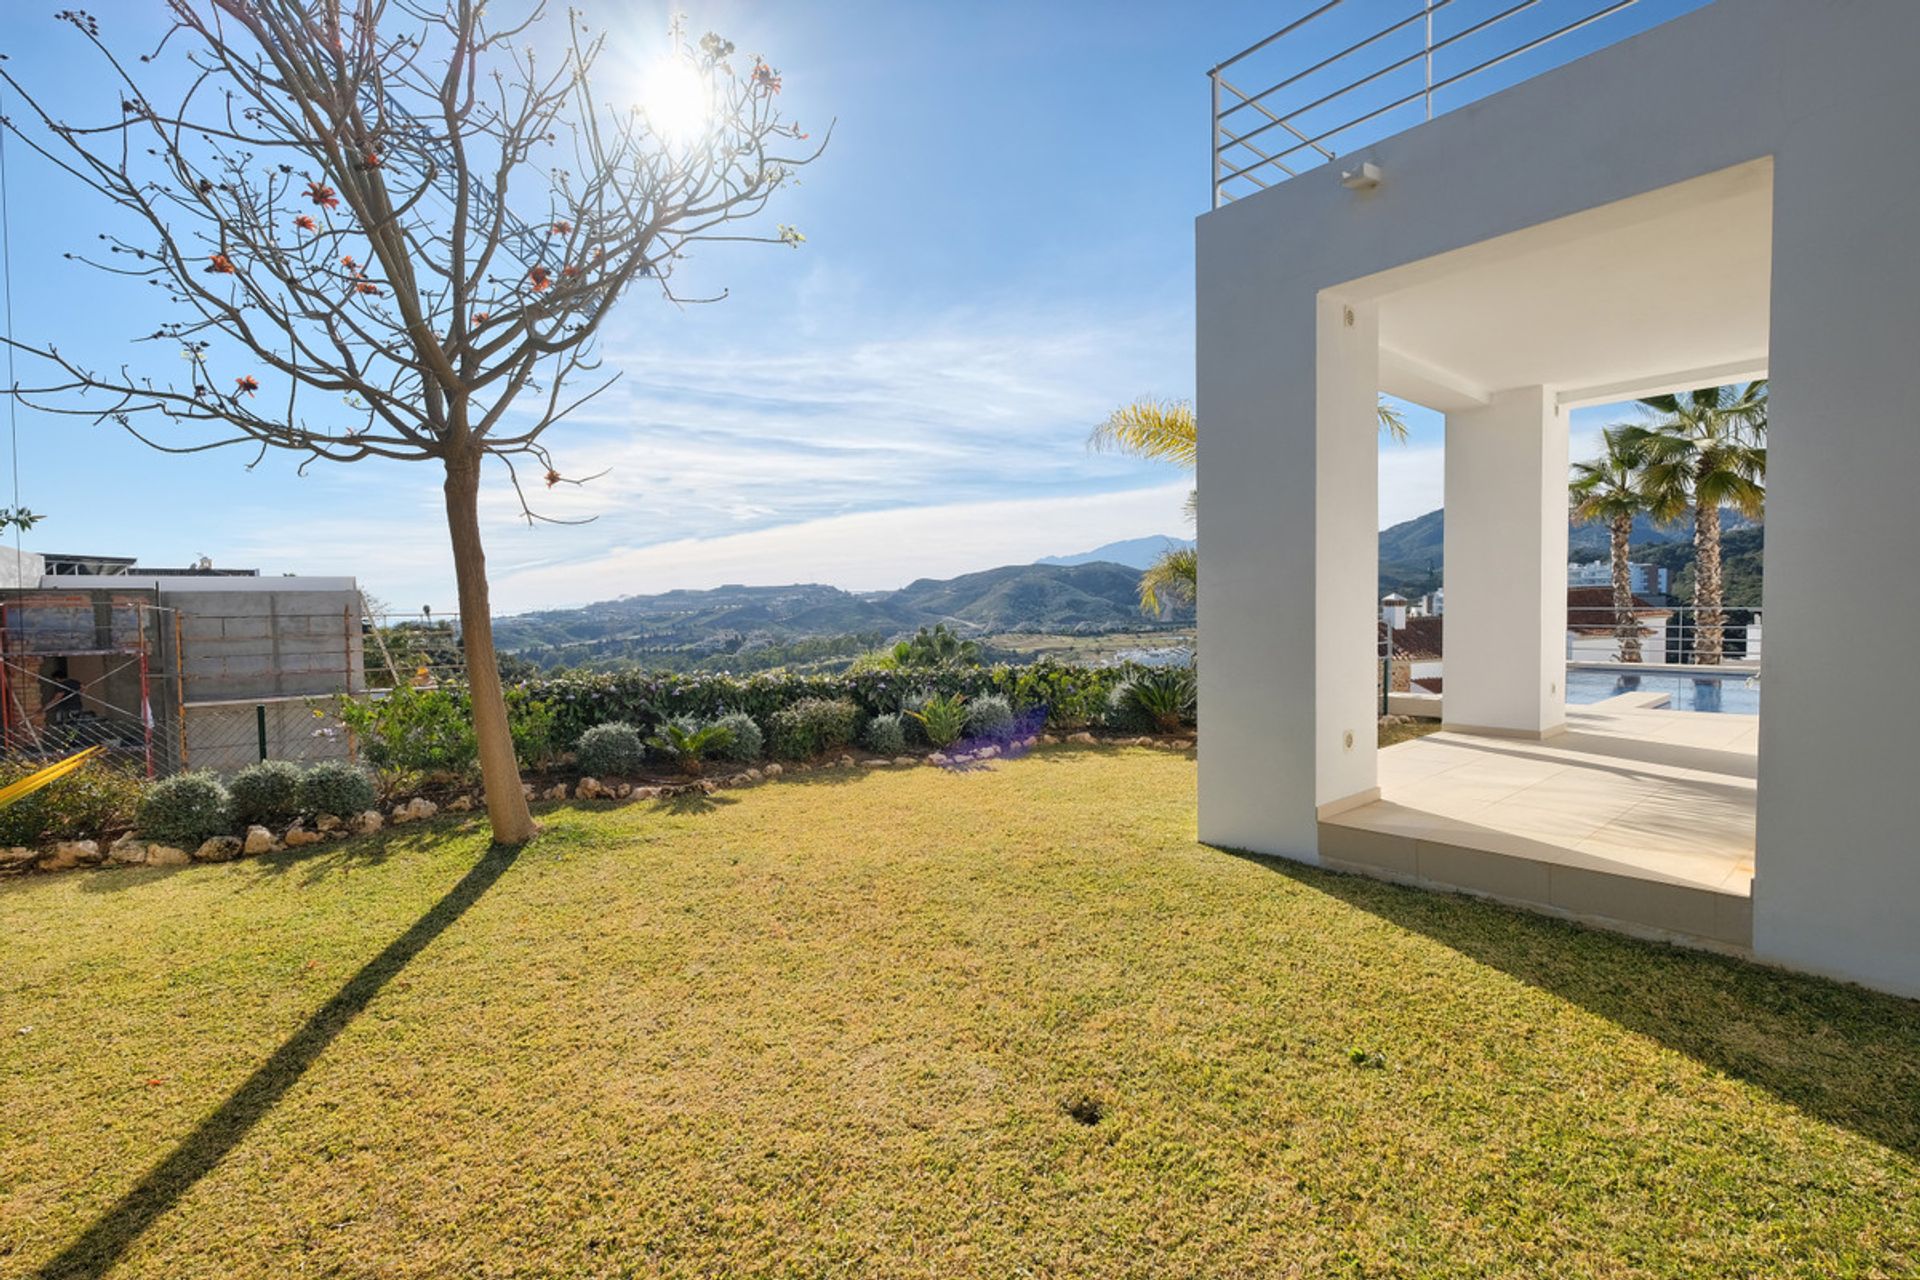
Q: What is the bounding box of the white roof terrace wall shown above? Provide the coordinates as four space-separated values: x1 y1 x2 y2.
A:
1195 0 1920 996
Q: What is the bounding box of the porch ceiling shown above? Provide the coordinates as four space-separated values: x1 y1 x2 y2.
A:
1354 160 1773 411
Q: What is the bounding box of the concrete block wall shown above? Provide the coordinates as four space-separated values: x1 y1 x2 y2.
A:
168 587 366 704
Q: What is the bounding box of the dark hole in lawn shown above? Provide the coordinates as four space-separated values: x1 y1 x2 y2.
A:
1061 1094 1105 1126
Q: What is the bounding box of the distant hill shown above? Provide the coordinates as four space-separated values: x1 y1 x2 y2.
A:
1039 535 1193 570
1379 506 1762 596
493 560 1190 672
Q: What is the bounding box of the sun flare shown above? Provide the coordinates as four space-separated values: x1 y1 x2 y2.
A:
642 57 714 146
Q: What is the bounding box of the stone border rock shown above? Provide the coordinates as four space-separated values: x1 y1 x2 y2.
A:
1 731 1198 876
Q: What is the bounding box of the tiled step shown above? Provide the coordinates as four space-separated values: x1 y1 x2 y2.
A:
1317 816 1753 951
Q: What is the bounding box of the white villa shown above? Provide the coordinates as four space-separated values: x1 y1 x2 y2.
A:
1197 0 1919 996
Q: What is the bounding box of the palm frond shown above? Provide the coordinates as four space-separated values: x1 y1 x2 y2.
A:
1090 398 1196 469
1377 400 1409 443
1139 546 1197 616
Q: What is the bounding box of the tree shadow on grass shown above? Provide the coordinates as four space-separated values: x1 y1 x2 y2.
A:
649 789 741 816
1228 851 1920 1159
35 841 523 1280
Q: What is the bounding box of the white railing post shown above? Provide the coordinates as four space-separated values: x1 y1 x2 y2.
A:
1209 70 1222 208
1425 0 1435 120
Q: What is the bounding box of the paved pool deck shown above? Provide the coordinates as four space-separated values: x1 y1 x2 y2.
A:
1319 696 1757 951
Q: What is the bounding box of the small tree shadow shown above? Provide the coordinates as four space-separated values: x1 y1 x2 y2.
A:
34 841 523 1279
1228 850 1920 1159
649 789 741 815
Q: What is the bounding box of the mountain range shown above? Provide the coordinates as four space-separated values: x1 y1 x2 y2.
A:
493 559 1191 672
1038 535 1193 570
1379 506 1762 597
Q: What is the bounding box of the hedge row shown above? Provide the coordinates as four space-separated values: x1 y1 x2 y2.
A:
512 659 1136 749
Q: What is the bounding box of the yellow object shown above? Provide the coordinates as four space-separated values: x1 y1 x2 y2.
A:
0 746 104 809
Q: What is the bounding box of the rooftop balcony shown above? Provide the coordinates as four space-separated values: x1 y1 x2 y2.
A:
1210 0 1712 207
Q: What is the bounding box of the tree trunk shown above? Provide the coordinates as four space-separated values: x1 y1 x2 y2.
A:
1611 513 1641 663
1693 498 1723 666
443 450 538 843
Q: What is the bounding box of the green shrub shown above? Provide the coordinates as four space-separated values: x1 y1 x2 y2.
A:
299 760 377 817
769 697 862 760
908 694 969 749
862 712 907 755
228 760 303 829
708 712 763 762
0 757 146 847
575 721 645 777
507 688 559 770
646 720 734 777
1109 666 1197 733
517 658 1135 745
137 771 232 848
967 694 1016 740
332 685 478 775
1102 684 1153 733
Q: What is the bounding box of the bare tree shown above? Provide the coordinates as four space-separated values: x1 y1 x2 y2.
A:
0 3 825 842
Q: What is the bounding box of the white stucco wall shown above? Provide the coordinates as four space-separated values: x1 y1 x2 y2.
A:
1196 0 1920 995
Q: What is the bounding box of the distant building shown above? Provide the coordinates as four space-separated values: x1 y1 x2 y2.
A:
1568 560 1669 596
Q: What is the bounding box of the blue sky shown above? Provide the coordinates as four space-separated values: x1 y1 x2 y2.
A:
0 2 1683 613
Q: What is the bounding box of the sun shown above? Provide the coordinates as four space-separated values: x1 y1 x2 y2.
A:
642 57 714 147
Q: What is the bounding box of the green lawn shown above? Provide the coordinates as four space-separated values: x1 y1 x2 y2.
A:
3 747 1917 1278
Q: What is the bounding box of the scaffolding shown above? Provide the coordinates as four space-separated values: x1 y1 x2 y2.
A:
0 590 179 777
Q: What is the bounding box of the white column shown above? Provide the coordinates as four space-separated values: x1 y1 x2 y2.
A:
1195 262 1378 857
1315 296 1382 813
1441 386 1568 738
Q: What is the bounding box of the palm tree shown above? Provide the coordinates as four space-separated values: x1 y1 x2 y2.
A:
1138 545 1198 616
891 623 982 667
1619 382 1767 665
1091 397 1408 613
1570 427 1655 662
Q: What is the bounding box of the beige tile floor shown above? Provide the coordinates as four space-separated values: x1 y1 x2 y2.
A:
1323 697 1756 938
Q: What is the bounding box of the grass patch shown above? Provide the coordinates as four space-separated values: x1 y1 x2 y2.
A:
1379 717 1443 748
2 748 1916 1277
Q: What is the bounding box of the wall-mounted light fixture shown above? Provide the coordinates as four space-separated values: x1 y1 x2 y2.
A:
1340 161 1382 191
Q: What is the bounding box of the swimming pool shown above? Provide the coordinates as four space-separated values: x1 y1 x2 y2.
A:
1565 667 1759 714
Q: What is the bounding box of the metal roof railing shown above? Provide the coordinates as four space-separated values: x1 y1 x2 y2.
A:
1209 0 1709 208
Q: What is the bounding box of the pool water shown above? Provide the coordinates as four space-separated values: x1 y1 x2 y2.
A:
1565 668 1760 714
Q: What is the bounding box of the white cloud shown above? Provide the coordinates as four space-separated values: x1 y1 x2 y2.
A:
218 298 1198 611
491 482 1192 610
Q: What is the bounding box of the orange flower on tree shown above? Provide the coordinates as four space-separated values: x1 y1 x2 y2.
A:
527 265 552 292
544 468 562 488
550 220 572 237
353 280 383 296
205 253 236 274
753 62 782 94
561 264 581 280
293 214 317 232
471 311 490 326
305 181 339 209
234 375 260 395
